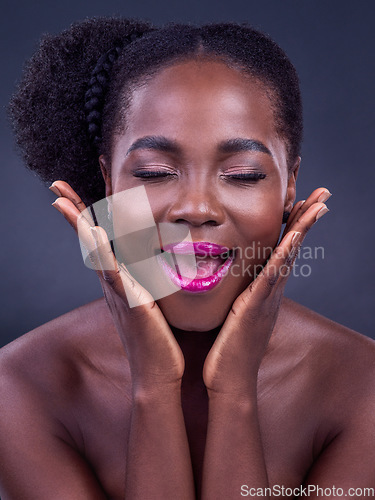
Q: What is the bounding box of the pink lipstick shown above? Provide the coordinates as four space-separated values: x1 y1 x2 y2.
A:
157 241 235 293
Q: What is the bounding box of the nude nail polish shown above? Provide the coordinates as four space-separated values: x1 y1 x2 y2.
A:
292 232 301 245
316 206 330 221
90 226 98 241
317 190 332 204
49 183 62 197
51 200 63 214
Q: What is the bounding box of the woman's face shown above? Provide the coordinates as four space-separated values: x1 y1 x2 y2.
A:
100 59 298 331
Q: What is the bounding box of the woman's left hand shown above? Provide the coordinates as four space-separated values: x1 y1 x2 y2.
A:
202 188 331 398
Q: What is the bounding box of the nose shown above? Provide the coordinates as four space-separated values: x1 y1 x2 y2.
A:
166 180 225 227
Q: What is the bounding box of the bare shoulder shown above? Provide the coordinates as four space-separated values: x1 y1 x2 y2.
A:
270 303 375 484
1 298 123 368
0 297 128 425
280 297 375 362
0 299 131 498
276 297 375 408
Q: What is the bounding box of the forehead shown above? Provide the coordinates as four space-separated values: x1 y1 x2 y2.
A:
114 60 286 164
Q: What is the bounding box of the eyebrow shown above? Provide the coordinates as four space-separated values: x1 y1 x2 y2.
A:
126 135 272 157
126 136 181 155
217 138 272 156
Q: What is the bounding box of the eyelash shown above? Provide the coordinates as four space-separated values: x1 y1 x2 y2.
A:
133 170 266 181
133 170 175 178
223 172 266 181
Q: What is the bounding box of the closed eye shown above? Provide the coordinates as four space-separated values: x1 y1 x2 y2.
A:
132 170 176 179
223 172 266 181
132 170 266 181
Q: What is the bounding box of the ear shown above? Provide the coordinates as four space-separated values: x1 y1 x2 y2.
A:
284 156 301 213
99 155 112 198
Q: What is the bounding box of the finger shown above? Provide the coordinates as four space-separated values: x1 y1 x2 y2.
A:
285 187 330 231
251 199 329 299
52 195 105 272
284 187 331 235
232 230 300 317
267 201 330 288
52 196 95 232
279 201 329 272
89 226 116 273
289 201 329 238
76 217 151 307
90 226 156 309
282 199 305 237
288 199 306 224
49 180 88 213
255 230 300 294
51 187 155 310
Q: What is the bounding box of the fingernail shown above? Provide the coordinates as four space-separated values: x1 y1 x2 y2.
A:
90 226 98 241
49 182 62 197
292 231 301 245
316 206 330 221
51 200 63 214
90 227 103 246
317 190 332 203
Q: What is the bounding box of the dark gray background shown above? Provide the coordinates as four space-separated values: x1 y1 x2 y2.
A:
1 0 374 347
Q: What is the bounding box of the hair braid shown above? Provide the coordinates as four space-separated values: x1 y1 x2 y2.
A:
85 32 143 149
85 46 122 148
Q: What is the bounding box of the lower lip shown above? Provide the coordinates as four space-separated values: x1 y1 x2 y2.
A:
157 252 235 293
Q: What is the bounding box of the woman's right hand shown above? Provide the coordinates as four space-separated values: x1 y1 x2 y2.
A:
50 181 185 395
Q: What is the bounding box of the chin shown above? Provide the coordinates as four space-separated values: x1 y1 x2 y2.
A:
158 297 229 332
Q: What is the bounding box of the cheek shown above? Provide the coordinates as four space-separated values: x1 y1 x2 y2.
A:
230 191 284 265
255 198 284 235
228 187 284 231
110 187 161 266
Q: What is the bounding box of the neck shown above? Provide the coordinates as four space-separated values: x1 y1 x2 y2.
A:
170 323 223 386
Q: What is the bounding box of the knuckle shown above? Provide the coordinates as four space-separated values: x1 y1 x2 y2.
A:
262 266 279 290
96 226 108 239
102 267 121 286
265 274 278 289
279 262 292 278
102 274 116 287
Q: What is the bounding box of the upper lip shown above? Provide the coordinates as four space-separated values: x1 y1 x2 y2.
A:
162 241 232 256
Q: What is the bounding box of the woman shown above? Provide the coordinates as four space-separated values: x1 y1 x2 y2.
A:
1 17 374 500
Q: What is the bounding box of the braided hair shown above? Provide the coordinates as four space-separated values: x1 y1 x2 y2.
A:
84 45 124 149
9 17 302 206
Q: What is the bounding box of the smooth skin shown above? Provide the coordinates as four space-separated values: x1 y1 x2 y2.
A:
1 61 375 500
